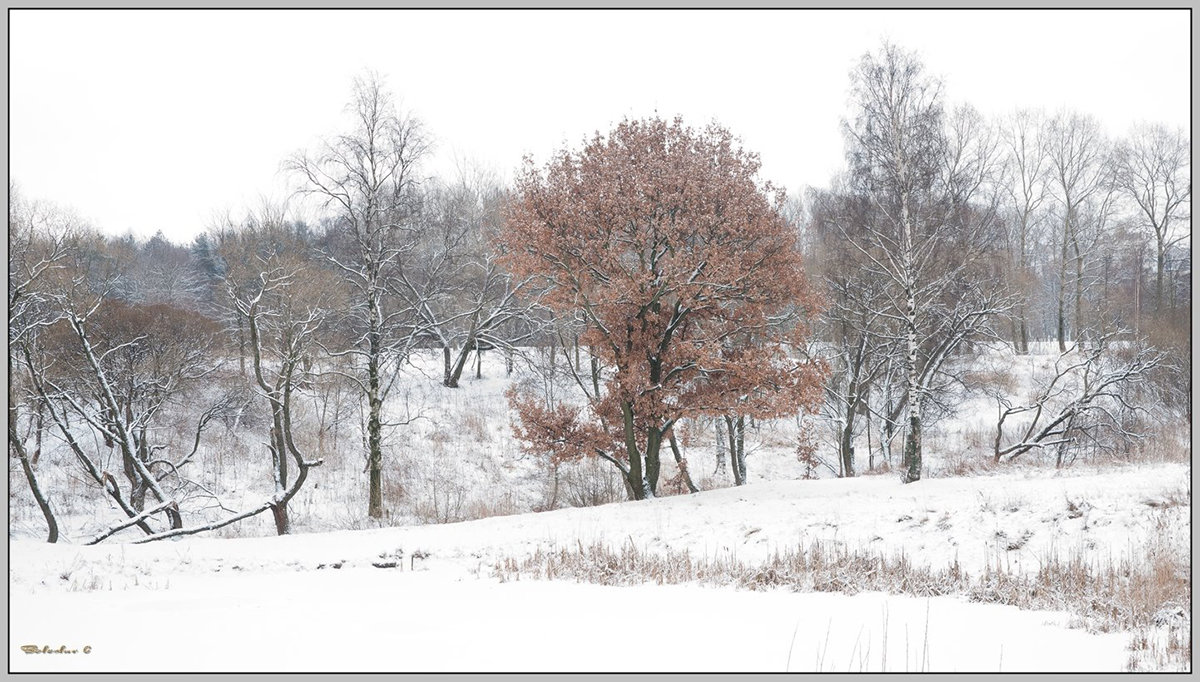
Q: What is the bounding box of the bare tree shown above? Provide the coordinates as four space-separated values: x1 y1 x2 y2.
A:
808 187 896 477
286 73 431 519
17 232 234 540
7 190 76 542
1115 123 1191 314
1044 111 1110 351
395 167 543 389
219 217 329 534
998 109 1051 354
841 44 1011 483
125 230 207 309
992 331 1162 467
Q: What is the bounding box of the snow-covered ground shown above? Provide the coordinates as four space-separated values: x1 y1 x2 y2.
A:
8 346 1190 672
12 567 1131 673
10 460 1188 672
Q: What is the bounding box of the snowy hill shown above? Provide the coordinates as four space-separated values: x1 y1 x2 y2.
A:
10 457 1189 672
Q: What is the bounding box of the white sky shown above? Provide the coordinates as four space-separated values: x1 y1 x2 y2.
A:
9 9 1191 244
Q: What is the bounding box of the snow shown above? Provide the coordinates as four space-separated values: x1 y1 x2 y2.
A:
10 459 1187 672
11 568 1130 673
8 346 1190 672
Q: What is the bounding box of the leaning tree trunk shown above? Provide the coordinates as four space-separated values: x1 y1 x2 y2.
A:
9 401 58 543
445 328 479 388
666 429 699 494
446 342 473 388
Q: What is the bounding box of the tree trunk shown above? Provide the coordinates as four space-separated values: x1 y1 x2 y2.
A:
1016 217 1030 354
237 312 247 378
621 401 645 500
902 276 921 483
899 178 921 484
445 339 473 388
442 345 452 386
729 415 739 485
840 389 858 478
1134 243 1143 335
1057 214 1070 352
1073 238 1085 347
881 372 894 467
725 415 746 486
645 427 662 496
1156 242 1165 313
9 402 58 543
713 417 727 476
367 333 385 519
271 501 290 535
130 481 147 514
31 402 44 467
666 429 699 494
865 400 875 473
903 410 922 483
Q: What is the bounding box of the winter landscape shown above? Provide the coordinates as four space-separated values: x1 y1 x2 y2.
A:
8 9 1191 674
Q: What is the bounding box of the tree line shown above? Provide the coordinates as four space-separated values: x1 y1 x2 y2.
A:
9 44 1189 543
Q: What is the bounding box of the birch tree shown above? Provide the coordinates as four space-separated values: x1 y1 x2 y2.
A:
841 44 1011 483
286 74 430 518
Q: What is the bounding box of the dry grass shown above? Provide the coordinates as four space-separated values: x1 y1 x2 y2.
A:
1129 420 1192 464
461 412 491 443
492 516 1190 671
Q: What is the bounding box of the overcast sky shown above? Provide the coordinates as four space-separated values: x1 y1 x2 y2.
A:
9 9 1190 244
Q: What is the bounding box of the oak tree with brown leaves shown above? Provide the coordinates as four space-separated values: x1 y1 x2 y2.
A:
502 117 825 500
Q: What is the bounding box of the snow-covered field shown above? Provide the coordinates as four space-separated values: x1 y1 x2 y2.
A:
10 567 1132 673
8 347 1191 672
10 460 1189 672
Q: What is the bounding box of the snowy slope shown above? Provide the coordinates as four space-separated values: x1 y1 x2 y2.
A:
9 459 1188 673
